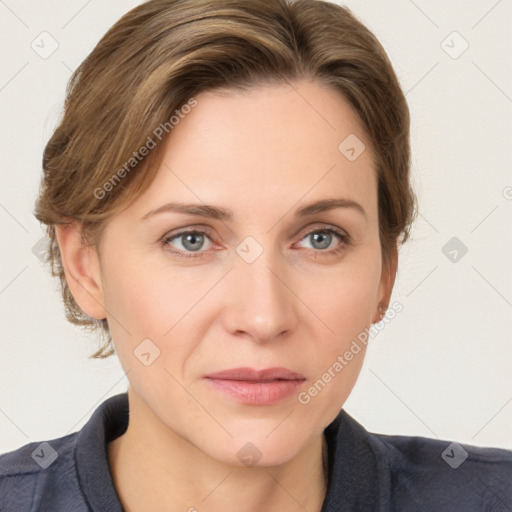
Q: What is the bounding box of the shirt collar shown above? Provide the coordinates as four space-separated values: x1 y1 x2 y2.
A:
76 393 128 512
321 408 390 511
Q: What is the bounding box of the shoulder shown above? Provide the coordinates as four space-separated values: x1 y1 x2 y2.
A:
0 433 88 511
369 431 512 510
0 392 128 512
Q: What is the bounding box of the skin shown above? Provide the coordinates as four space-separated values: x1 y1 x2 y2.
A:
56 79 397 512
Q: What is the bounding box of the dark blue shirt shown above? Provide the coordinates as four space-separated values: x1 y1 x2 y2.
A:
1 392 511 511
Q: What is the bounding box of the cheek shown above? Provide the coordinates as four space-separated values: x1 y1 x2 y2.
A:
102 254 217 382
310 248 382 341
101 248 193 337
296 249 381 408
102 266 164 334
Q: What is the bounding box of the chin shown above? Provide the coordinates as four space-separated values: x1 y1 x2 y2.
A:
205 433 306 469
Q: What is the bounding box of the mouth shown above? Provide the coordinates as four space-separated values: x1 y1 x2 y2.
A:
203 367 306 405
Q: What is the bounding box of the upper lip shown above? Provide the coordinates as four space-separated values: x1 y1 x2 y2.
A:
204 367 305 381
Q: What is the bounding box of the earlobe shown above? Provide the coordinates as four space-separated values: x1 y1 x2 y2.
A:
55 223 107 320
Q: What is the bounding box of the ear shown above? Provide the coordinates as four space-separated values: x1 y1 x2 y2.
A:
54 222 107 320
372 241 398 324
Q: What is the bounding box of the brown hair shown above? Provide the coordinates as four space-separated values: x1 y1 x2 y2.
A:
34 0 416 359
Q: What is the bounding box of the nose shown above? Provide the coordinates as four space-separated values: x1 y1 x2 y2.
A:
221 247 299 344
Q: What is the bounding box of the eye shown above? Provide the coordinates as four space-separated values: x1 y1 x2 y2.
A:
161 230 213 257
296 227 350 255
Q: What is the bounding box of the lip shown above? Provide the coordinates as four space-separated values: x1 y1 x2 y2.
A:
204 367 306 406
204 367 305 381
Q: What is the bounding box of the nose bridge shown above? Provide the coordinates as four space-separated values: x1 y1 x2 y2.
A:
225 241 296 342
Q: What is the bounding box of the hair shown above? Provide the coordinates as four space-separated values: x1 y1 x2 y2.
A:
34 0 417 359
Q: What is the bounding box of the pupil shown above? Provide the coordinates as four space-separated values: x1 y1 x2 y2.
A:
185 233 202 251
312 232 330 249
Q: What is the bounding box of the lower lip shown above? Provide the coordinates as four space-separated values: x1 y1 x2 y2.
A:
204 378 304 405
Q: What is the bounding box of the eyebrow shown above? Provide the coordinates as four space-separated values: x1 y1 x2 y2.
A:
141 198 367 221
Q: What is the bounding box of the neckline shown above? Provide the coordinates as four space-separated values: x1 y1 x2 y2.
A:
75 392 389 512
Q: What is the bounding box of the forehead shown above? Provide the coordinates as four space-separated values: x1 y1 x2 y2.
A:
127 80 377 221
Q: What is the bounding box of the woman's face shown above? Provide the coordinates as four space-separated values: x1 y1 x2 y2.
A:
86 80 394 465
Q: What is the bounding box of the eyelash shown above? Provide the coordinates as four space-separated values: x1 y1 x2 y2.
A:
159 226 351 259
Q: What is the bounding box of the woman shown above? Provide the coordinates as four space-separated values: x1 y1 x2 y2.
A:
1 0 510 510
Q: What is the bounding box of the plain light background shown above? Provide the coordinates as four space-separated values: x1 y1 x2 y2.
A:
0 0 511 454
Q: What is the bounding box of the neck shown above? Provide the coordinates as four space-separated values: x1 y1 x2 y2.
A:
107 391 328 512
